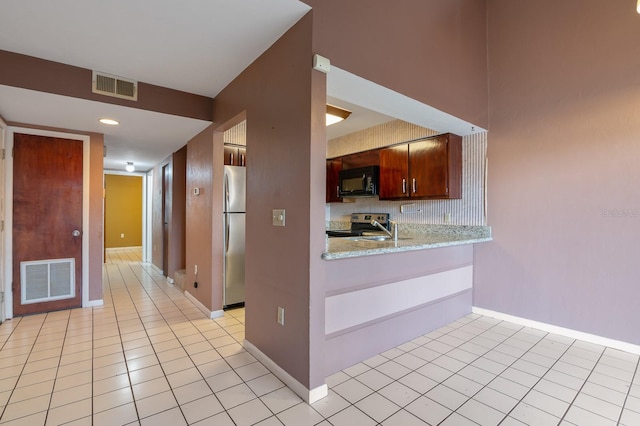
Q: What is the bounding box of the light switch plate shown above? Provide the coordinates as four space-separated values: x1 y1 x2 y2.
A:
272 209 285 227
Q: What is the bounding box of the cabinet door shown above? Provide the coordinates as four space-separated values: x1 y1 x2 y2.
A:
379 144 409 199
409 137 449 198
224 146 247 166
224 146 237 165
326 159 342 202
237 147 247 167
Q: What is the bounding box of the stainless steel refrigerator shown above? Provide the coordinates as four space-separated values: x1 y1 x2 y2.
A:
223 165 246 308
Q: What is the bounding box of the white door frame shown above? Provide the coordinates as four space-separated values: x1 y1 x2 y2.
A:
0 118 5 323
144 171 153 263
4 126 91 319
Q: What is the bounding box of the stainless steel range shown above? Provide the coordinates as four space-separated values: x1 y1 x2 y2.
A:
326 213 391 237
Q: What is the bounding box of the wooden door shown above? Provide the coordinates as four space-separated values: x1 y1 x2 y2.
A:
379 144 409 199
13 133 83 315
410 138 449 198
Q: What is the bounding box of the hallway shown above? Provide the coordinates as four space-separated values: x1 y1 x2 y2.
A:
0 249 639 425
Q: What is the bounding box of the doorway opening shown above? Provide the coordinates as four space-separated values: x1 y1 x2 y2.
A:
104 172 144 258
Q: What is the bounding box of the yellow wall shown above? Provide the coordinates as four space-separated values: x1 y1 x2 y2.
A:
105 174 143 248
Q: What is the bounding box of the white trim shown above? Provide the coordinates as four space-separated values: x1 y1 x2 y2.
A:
144 172 153 264
244 339 328 404
5 127 92 318
184 290 224 319
83 298 103 308
150 263 164 276
0 118 5 323
326 266 472 334
472 307 640 355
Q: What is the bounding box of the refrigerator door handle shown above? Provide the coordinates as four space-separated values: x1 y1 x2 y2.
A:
224 171 230 253
224 172 229 213
225 212 230 253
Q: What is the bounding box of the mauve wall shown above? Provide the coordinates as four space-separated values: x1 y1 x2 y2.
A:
303 0 488 128
474 0 640 344
0 50 212 120
168 147 187 279
185 125 218 311
212 13 325 389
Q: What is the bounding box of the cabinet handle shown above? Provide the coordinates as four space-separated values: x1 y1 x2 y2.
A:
240 154 245 166
336 185 340 199
402 178 406 194
412 178 417 193
230 152 234 165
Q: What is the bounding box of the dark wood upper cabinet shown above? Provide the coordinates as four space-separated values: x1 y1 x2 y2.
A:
341 149 380 170
379 144 409 199
326 158 342 203
327 133 462 202
379 133 462 200
224 145 246 166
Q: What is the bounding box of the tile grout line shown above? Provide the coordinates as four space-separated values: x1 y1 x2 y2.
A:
0 314 49 423
615 353 640 425
498 335 588 425
119 261 271 423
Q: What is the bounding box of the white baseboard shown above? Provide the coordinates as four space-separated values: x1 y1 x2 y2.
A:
244 340 328 404
472 307 640 355
184 291 224 319
150 264 163 276
83 299 103 308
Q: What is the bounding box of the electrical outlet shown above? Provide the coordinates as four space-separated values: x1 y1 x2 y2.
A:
120 233 125 238
277 306 285 326
272 209 285 227
444 213 451 224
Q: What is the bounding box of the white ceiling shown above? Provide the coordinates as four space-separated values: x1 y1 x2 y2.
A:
0 1 484 173
0 0 311 172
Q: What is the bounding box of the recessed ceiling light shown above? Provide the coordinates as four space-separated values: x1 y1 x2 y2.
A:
99 118 119 125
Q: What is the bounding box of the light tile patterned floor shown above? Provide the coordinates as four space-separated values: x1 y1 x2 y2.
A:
1 247 639 425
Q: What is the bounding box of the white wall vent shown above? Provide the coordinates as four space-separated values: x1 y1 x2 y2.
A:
92 71 138 101
21 258 75 304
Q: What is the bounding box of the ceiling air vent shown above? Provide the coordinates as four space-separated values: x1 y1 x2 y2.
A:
92 71 138 101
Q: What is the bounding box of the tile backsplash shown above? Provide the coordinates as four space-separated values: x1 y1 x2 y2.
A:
326 120 487 226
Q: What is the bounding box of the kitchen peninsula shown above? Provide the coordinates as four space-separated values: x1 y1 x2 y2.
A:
321 224 492 375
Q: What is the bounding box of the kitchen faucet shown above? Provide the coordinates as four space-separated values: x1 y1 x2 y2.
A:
370 219 398 242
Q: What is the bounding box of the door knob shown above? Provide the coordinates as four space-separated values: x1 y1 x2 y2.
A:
72 230 81 237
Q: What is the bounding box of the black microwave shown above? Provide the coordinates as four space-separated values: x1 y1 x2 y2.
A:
339 166 379 197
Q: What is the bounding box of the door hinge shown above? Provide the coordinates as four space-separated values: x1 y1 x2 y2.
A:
1 149 4 160
1 220 3 232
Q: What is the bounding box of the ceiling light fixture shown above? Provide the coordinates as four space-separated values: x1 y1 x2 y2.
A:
99 118 119 125
125 162 135 172
326 104 352 126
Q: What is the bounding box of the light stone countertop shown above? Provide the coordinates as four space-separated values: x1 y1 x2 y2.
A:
322 224 492 260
